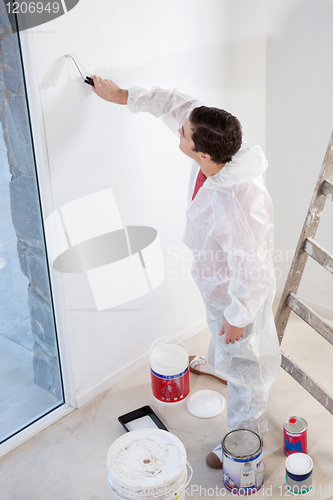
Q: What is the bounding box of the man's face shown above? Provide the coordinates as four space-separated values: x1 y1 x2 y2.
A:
178 118 197 159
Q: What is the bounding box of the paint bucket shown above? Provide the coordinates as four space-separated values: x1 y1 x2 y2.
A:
284 416 307 456
222 429 264 495
285 453 313 495
149 337 189 403
106 428 193 500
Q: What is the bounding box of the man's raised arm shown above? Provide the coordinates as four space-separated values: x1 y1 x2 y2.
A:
91 76 202 135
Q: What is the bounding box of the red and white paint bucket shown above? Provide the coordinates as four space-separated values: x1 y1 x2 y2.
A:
284 416 307 456
149 337 190 403
222 429 264 495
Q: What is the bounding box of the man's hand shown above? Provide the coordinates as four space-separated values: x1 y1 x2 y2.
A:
219 319 245 344
91 76 128 105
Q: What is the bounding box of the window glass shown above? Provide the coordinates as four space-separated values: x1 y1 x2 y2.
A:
0 10 64 444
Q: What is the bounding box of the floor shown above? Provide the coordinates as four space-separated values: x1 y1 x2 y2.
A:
1 304 333 500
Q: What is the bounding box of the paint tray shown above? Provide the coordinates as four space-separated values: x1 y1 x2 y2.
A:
118 405 168 432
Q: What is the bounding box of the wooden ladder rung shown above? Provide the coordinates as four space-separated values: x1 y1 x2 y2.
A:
287 293 333 345
281 351 333 413
322 179 333 201
304 237 333 273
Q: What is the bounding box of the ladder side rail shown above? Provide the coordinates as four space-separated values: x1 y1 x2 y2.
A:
322 179 333 201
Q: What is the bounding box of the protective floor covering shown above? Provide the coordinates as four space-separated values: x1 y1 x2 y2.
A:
1 305 333 500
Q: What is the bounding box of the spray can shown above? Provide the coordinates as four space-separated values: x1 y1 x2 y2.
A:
283 416 307 456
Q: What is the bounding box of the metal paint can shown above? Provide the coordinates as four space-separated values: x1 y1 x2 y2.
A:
284 416 307 456
286 453 313 495
222 429 264 495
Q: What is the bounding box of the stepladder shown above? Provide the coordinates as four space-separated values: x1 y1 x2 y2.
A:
275 130 333 414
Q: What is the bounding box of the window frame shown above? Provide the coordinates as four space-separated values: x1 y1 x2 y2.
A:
0 27 75 459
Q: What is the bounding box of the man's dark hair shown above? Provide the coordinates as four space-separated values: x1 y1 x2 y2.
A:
189 106 242 164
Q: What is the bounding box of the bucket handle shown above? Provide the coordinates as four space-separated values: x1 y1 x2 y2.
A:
185 460 193 487
149 336 189 363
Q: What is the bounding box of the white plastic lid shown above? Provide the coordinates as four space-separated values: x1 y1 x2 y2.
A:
286 453 313 475
187 390 226 418
150 344 188 376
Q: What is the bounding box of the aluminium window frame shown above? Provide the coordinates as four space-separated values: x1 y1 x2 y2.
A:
0 28 75 458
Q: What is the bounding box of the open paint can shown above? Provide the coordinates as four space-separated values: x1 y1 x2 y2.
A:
106 428 192 500
222 429 264 495
286 453 313 495
149 337 189 403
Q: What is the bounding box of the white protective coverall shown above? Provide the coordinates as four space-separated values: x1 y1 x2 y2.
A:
127 87 281 436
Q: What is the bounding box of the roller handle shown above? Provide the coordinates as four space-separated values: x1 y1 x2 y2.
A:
84 76 95 87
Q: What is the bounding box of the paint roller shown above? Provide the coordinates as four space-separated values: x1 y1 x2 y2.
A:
50 54 95 87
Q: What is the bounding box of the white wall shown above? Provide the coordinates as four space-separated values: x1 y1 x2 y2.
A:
23 0 267 406
266 0 333 318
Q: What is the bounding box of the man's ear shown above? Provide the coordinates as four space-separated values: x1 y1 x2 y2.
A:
199 152 211 161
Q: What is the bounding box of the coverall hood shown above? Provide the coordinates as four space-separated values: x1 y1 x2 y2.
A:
206 141 268 189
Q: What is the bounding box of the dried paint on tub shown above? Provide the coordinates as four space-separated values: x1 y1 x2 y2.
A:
106 429 188 500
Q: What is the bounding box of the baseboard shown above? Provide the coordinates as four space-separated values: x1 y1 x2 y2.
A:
174 319 208 343
75 319 208 409
275 289 333 320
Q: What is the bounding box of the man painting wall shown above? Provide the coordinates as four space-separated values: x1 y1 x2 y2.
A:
91 76 281 468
